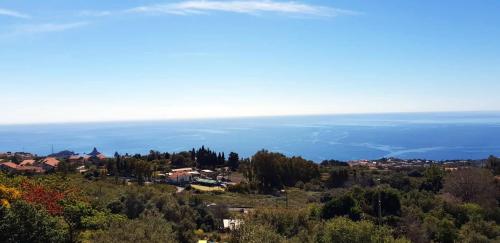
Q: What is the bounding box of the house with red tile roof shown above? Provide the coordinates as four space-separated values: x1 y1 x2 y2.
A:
0 162 19 173
0 161 45 174
19 159 36 166
167 171 192 184
41 157 60 171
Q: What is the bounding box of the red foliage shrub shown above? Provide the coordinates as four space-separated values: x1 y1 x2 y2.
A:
21 182 65 215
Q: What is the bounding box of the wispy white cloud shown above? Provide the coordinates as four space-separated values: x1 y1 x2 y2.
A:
128 0 358 17
0 8 30 19
85 1 359 18
6 22 89 37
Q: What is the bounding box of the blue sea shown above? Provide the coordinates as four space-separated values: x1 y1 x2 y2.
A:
1 112 499 162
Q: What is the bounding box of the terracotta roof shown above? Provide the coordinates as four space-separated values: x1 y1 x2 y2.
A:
20 159 36 166
1 162 18 169
42 157 60 167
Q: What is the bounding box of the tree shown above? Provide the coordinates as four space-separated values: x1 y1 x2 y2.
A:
387 173 412 192
442 168 497 209
91 212 177 243
124 193 145 219
365 187 401 217
0 201 67 243
422 216 457 243
486 155 500 175
326 167 349 188
230 221 284 243
62 202 94 242
321 194 362 220
248 150 320 193
458 218 500 242
228 152 239 171
250 207 310 238
320 217 409 243
420 165 444 192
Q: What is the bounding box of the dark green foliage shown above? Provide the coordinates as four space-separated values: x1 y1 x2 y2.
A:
326 167 349 188
407 169 423 177
423 216 457 243
365 187 401 217
244 150 320 193
387 173 412 192
321 194 361 220
320 159 349 167
230 221 285 243
91 212 178 243
486 155 500 175
250 207 311 238
0 201 67 243
320 217 409 243
124 193 145 219
228 152 240 171
420 165 444 192
195 146 225 169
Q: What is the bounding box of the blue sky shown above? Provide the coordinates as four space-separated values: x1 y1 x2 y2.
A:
1 0 499 124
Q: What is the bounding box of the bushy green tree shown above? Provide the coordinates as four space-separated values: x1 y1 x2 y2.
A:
420 165 444 192
228 152 240 171
458 218 500 242
365 187 401 217
486 155 500 175
320 217 409 243
321 194 362 220
246 150 319 193
0 201 67 243
230 221 285 243
423 216 457 243
326 167 349 188
91 212 178 243
251 207 310 238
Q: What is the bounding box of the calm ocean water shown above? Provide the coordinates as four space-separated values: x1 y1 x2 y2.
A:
1 112 499 161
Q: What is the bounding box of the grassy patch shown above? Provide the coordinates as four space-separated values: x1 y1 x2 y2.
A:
191 184 225 192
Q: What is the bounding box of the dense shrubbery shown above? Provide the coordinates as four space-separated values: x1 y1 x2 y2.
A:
0 152 499 242
240 150 320 193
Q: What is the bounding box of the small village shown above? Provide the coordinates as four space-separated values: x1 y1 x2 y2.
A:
0 148 244 194
1 148 480 182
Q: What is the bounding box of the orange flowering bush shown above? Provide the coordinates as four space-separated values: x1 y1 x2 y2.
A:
0 184 21 208
21 182 65 215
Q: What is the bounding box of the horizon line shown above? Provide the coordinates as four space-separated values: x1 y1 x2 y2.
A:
1 109 499 126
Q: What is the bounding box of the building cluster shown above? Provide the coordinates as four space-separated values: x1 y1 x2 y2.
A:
347 157 476 170
162 167 235 191
0 148 106 175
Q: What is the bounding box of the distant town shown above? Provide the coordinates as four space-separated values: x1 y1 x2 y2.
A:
0 147 489 191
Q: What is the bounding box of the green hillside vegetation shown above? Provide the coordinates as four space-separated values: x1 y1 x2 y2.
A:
1 151 499 243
